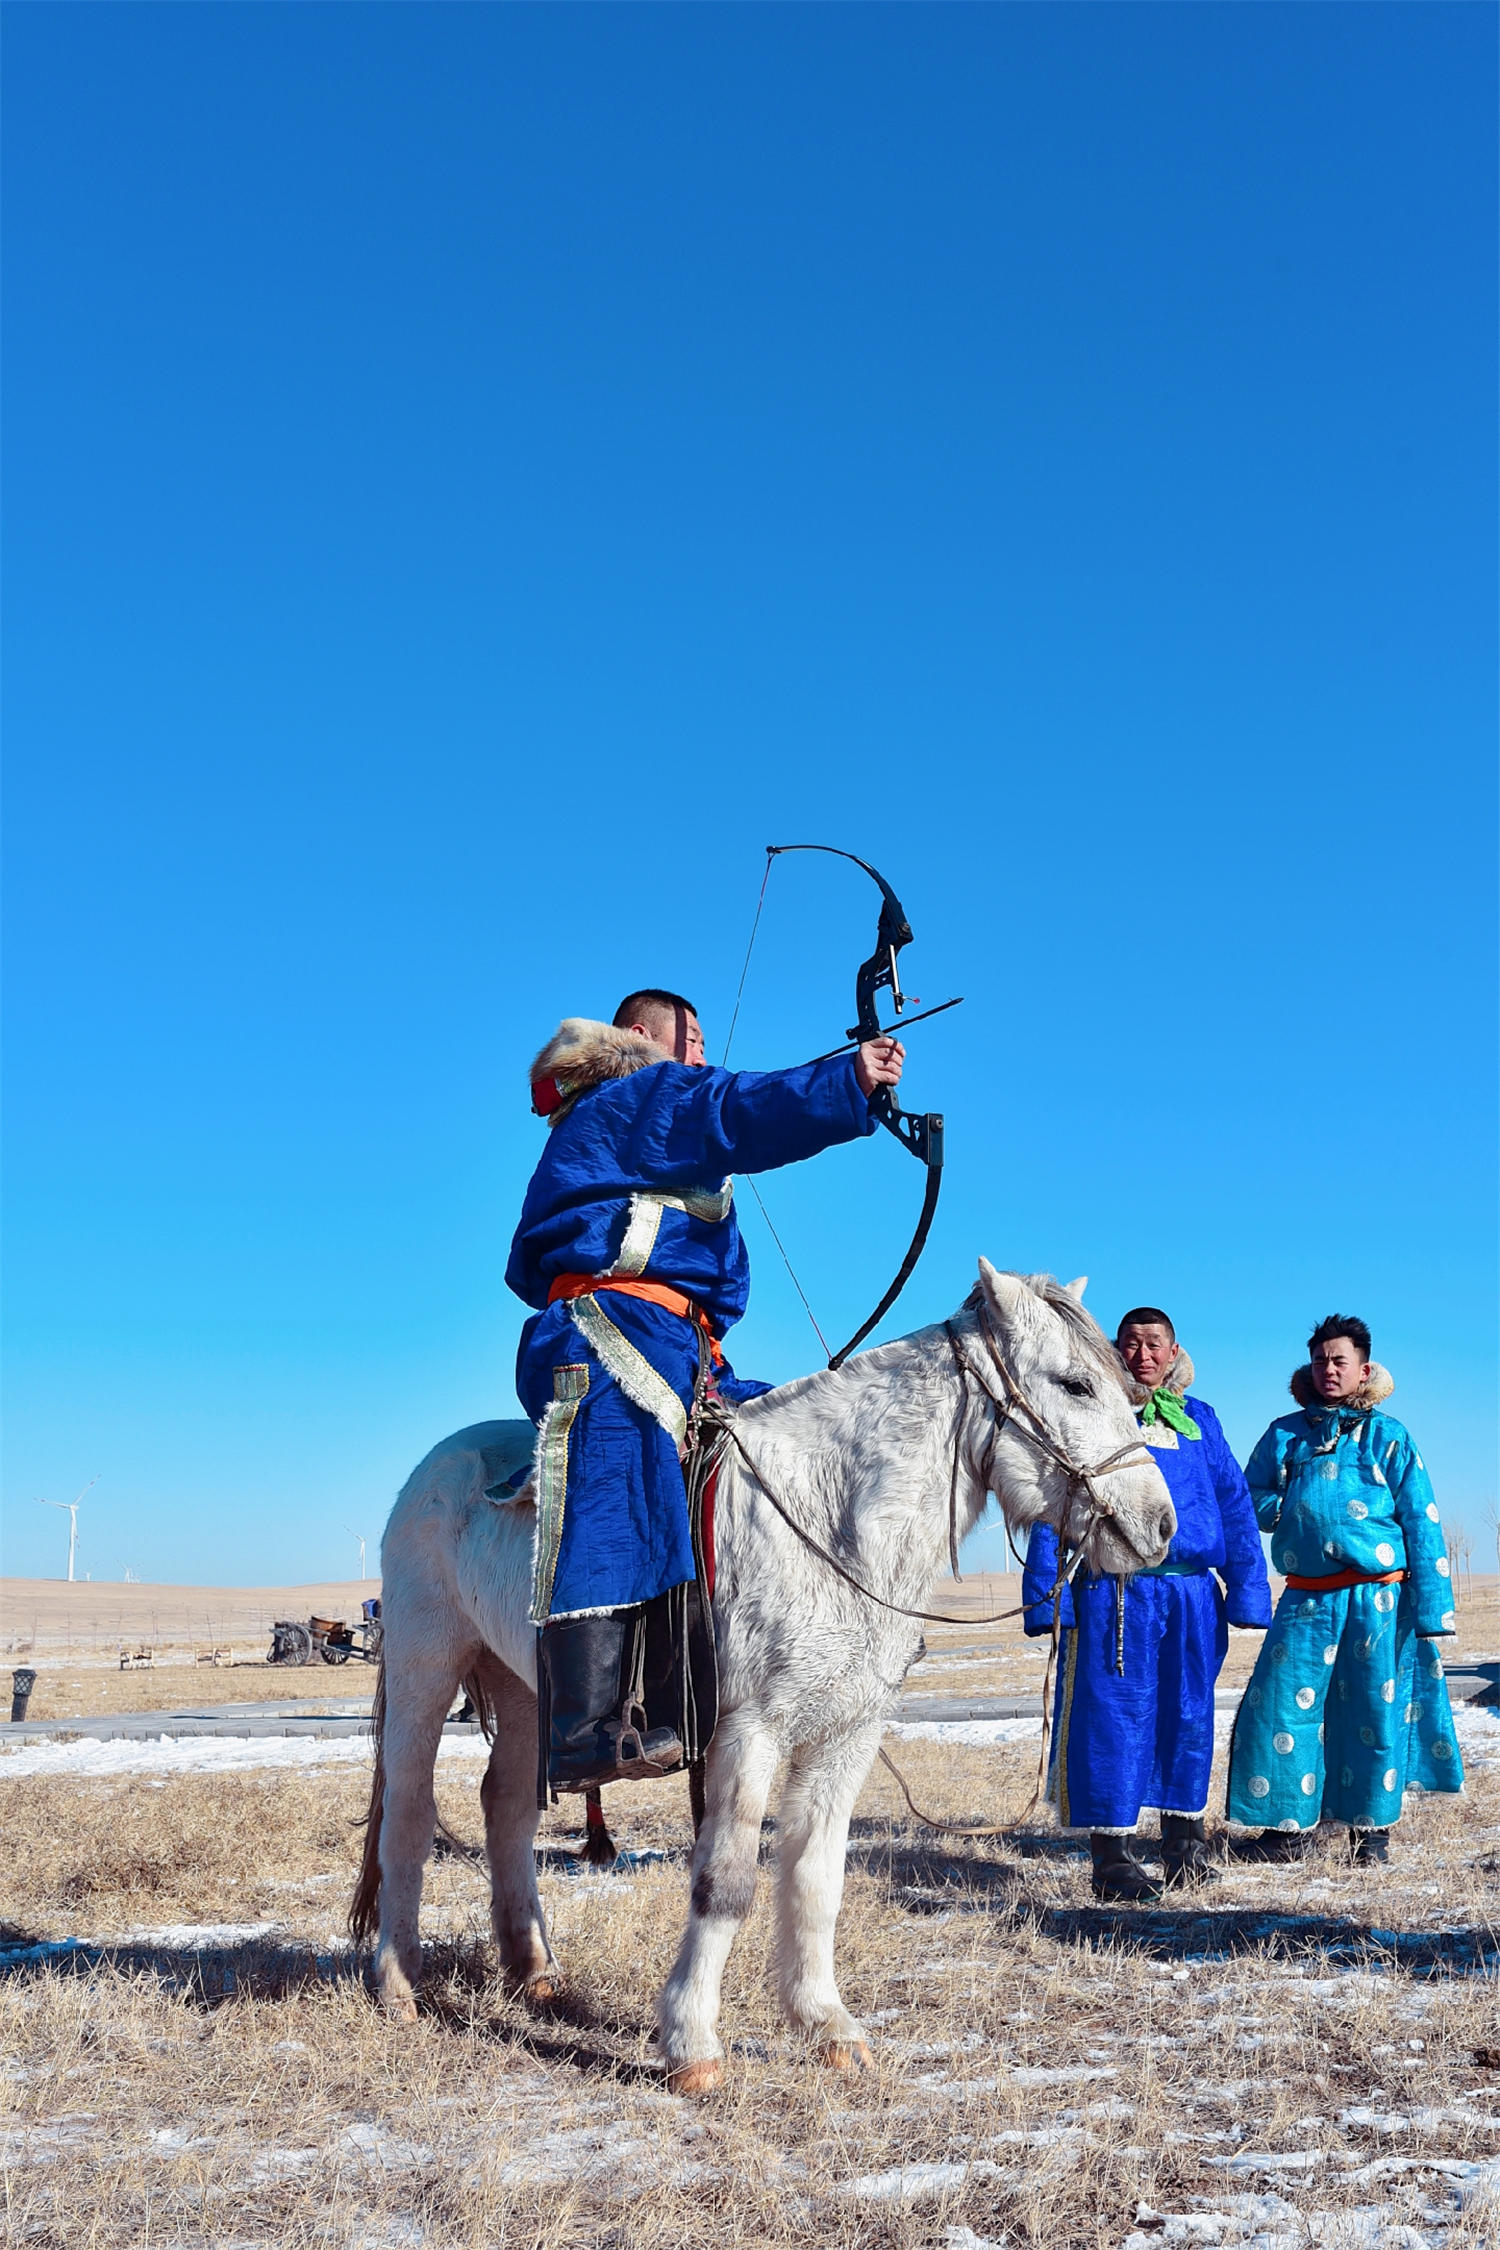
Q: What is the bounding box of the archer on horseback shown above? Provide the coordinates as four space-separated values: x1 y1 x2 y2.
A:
507 986 904 1797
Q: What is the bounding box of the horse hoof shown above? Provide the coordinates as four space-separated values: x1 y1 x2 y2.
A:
666 2058 724 2098
382 1995 419 2025
522 1975 558 2006
820 2038 873 2074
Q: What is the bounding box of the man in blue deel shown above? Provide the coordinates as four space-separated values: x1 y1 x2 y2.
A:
507 988 904 1797
1023 1306 1272 1902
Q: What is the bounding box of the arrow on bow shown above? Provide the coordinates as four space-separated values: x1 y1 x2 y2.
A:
724 842 963 1371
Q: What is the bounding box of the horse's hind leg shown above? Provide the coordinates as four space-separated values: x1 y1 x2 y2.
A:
474 1652 555 2001
656 1719 779 2096
374 1636 472 2020
774 1725 881 2070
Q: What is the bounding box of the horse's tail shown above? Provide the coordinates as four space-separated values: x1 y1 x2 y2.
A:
349 1663 387 1945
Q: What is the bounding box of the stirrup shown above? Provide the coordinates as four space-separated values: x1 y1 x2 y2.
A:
611 1698 683 1782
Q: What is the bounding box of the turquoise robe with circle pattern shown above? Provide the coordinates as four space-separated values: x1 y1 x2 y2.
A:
1225 1400 1463 1831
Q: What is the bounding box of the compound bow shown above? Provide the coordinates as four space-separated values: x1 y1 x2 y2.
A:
735 843 962 1370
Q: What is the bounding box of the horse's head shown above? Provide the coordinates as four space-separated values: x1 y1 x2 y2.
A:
968 1260 1175 1577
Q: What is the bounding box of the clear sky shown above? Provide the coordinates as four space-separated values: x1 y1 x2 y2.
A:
4 4 1495 1587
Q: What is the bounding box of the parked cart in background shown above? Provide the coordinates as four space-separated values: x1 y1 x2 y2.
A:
268 1599 382 1667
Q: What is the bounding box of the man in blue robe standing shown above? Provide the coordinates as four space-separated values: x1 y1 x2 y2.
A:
1023 1307 1272 1901
507 988 904 1796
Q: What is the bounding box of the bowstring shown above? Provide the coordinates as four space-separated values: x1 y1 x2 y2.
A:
743 1179 833 1362
720 850 775 1069
721 850 831 1357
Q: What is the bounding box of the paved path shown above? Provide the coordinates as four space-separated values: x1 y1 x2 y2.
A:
4 1664 1494 1744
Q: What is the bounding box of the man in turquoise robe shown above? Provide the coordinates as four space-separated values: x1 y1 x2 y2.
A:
1226 1315 1463 1862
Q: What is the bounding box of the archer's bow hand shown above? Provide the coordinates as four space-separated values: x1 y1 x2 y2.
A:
855 1037 906 1098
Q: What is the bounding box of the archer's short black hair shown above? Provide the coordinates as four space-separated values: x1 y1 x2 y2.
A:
613 989 698 1030
1308 1313 1372 1361
1117 1306 1175 1342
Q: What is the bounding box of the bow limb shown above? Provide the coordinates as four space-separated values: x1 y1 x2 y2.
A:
827 1152 943 1369
765 843 949 1367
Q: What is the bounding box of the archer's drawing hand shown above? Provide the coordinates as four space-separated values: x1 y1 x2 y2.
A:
855 1037 905 1098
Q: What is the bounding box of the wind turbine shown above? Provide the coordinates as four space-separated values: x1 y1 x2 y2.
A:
345 1526 367 1580
36 1479 98 1583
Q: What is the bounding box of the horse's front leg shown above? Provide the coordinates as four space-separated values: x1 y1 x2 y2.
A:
476 1655 555 2001
656 1719 779 2097
774 1723 882 2071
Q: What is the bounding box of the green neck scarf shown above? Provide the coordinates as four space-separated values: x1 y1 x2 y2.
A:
1140 1388 1201 1440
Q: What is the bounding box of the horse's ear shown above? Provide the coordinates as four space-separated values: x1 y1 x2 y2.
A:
1063 1276 1088 1303
977 1259 1029 1326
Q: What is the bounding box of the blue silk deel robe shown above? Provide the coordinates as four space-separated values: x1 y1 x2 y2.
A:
506 1051 877 1620
1023 1395 1272 1832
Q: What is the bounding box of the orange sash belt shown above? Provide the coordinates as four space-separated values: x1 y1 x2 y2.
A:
1283 1566 1405 1592
547 1273 724 1366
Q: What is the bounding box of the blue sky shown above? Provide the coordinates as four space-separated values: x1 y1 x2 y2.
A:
5 4 1494 1586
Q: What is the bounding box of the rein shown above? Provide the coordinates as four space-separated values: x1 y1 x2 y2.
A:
726 1305 1158 1631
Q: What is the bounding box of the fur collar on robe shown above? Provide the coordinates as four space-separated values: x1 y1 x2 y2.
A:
1115 1344 1196 1409
529 1018 665 1127
1289 1362 1394 1413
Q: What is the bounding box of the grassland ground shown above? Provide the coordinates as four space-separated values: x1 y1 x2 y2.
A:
2 1693 1497 2248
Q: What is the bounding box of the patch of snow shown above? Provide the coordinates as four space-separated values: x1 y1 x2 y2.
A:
494 2120 656 2186
1011 2063 1117 2086
1120 2207 1434 2250
888 2031 988 2059
1453 1708 1500 1769
840 2159 1003 2201
0 1732 492 1781
1205 2149 1325 2174
0 2116 97 2165
246 2147 320 2183
885 1718 1042 1747
338 2121 434 2170
146 2126 215 2155
126 1920 282 1948
1339 2104 1500 2133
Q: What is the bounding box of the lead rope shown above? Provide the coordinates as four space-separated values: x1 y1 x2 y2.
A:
875 1539 1090 1839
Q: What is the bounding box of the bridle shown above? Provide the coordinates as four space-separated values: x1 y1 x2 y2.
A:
943 1302 1164 1580
719 1298 1165 1631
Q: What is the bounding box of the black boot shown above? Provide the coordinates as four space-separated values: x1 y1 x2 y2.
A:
1090 1832 1163 1904
1350 1826 1389 1866
1227 1826 1312 1864
537 1611 684 1795
1160 1813 1217 1889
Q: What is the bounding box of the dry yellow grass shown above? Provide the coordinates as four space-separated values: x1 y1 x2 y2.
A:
2 1707 1497 2248
7 1663 379 1724
1 1578 386 1720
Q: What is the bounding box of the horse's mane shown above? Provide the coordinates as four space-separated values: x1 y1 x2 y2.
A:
734 1269 1129 1427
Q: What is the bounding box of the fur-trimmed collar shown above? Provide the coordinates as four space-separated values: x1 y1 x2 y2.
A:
529 1018 665 1126
1115 1344 1196 1408
1290 1362 1394 1413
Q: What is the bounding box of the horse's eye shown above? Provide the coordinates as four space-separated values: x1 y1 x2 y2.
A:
1054 1375 1093 1399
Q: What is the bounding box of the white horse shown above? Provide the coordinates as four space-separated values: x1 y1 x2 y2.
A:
351 1263 1174 2092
